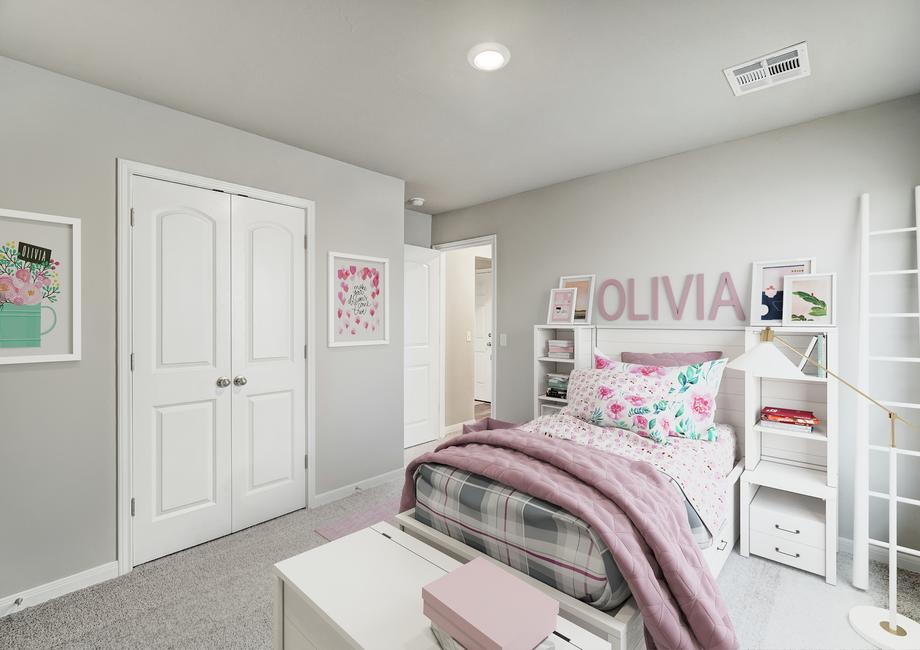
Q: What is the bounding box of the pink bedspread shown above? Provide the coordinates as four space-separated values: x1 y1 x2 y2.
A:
401 428 738 650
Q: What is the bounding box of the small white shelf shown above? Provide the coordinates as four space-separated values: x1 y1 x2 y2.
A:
755 373 828 384
753 422 828 442
533 325 594 419
744 460 831 499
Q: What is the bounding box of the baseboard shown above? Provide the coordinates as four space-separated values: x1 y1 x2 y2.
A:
312 466 405 508
0 561 118 618
838 537 920 574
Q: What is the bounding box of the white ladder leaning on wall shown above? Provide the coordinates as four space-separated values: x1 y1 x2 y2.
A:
854 188 920 609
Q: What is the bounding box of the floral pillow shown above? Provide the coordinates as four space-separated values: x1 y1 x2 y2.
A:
560 359 727 443
594 348 616 369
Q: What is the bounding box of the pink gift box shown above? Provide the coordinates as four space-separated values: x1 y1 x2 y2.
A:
422 557 559 650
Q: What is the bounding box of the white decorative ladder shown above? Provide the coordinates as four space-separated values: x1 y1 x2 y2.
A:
854 187 920 616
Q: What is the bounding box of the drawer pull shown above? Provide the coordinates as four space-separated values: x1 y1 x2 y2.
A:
775 547 800 559
717 540 728 551
774 524 800 535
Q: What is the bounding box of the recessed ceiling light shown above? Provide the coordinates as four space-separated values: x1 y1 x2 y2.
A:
468 42 510 71
407 197 425 208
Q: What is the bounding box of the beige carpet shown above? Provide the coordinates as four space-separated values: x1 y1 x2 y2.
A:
1 478 917 649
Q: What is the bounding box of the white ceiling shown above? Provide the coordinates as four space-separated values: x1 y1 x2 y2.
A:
2 1 919 214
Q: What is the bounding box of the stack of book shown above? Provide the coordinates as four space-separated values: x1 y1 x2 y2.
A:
547 339 574 359
797 334 827 378
758 406 821 434
546 373 569 399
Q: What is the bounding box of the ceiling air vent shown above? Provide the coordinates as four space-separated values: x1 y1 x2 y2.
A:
724 42 810 96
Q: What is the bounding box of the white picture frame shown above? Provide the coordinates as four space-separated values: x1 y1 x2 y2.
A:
0 208 81 364
749 258 816 326
328 251 389 347
547 287 577 325
782 272 837 326
558 274 596 324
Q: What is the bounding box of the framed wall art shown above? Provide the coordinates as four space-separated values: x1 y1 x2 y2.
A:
547 287 576 325
558 274 596 323
782 272 836 326
0 208 81 364
749 258 815 326
328 251 389 347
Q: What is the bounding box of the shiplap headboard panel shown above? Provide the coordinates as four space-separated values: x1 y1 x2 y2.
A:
594 327 746 455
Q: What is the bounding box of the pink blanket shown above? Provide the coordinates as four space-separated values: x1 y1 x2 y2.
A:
401 429 737 650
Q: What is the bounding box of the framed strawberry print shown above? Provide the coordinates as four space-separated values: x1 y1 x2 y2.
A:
328 251 388 347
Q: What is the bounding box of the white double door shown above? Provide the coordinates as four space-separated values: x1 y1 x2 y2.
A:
131 176 305 565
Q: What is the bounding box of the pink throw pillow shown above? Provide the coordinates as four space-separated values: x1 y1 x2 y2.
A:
620 350 722 366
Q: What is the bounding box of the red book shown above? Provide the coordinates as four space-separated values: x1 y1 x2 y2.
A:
761 406 820 425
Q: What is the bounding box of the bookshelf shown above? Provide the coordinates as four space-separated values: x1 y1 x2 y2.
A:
533 325 595 419
739 326 839 584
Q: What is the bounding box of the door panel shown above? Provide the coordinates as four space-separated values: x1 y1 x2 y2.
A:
474 270 493 403
132 176 233 565
231 195 306 530
404 245 441 448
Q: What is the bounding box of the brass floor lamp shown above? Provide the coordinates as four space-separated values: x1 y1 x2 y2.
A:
727 327 920 649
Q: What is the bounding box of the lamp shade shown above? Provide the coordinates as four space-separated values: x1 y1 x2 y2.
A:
727 340 805 380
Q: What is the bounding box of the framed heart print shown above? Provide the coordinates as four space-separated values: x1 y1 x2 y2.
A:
328 251 389 347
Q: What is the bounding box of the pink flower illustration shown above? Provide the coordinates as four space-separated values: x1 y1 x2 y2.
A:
688 387 715 422
634 414 649 431
337 268 345 280
597 386 614 400
658 415 673 436
0 275 14 301
17 283 43 305
607 401 626 419
594 354 612 369
625 395 646 407
13 268 31 288
349 265 357 275
631 365 665 377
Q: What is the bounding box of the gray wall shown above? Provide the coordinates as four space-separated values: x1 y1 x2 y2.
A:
432 94 920 549
0 57 405 596
404 209 432 247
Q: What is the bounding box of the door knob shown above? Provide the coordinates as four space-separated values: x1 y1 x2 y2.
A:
233 376 248 387
216 377 231 388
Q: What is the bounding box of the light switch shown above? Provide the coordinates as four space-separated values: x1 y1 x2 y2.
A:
466 331 472 342
499 333 508 347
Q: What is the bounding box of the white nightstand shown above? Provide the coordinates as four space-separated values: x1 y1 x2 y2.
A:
273 522 608 649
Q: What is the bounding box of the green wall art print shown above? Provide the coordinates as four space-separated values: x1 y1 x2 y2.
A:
781 272 837 327
0 209 81 364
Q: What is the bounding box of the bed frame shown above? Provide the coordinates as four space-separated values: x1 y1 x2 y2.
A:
397 327 746 650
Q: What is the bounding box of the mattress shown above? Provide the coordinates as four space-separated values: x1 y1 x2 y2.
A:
413 462 710 611
412 424 738 611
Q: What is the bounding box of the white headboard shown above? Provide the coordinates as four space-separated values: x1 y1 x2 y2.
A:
594 327 746 455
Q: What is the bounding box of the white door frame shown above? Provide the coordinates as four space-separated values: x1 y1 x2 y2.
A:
115 159 317 576
473 267 493 403
433 234 498 428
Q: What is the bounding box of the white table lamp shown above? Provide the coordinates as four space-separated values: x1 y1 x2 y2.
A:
728 327 920 649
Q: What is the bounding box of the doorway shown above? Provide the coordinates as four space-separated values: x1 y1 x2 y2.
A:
435 235 497 434
116 160 316 573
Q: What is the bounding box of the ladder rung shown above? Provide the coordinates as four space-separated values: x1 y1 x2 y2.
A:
881 400 920 410
869 226 919 236
868 538 920 558
869 356 920 363
869 269 919 276
869 491 920 508
870 445 920 457
869 313 920 318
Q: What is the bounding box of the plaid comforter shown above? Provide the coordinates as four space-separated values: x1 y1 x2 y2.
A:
413 462 709 610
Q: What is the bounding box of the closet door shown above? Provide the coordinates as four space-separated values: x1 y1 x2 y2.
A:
132 177 233 564
230 195 306 531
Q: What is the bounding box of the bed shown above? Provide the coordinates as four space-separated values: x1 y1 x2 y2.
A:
397 327 746 650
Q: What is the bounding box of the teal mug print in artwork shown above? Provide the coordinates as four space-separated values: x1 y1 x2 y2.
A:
0 240 62 349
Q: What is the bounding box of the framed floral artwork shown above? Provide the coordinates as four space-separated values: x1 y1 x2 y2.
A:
749 258 815 326
0 208 81 364
547 287 576 324
328 251 389 347
782 272 836 326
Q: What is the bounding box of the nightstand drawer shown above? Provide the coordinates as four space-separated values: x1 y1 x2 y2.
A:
750 486 825 549
750 531 825 576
